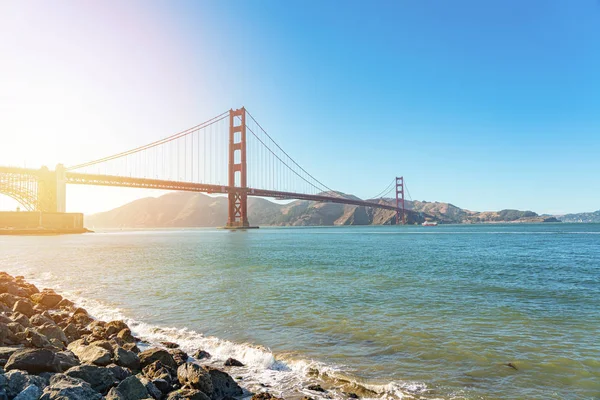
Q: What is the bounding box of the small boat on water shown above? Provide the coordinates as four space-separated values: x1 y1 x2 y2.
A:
422 221 438 226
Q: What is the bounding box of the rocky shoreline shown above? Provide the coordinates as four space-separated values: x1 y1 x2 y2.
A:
0 272 319 400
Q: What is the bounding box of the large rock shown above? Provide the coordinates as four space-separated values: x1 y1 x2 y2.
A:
116 328 136 343
105 363 133 381
12 300 35 318
13 384 42 400
39 374 102 400
138 376 162 400
30 292 62 309
204 366 243 400
139 348 177 370
0 293 21 308
105 376 149 400
169 349 188 366
67 342 112 366
167 388 211 400
65 364 117 394
0 346 20 363
36 324 68 345
114 346 140 370
5 348 59 373
193 350 211 360
54 350 80 372
177 363 213 396
142 360 173 383
11 313 31 329
24 328 53 349
4 370 48 399
29 314 54 327
105 321 128 338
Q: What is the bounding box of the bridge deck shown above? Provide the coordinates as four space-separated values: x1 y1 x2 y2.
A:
65 172 400 211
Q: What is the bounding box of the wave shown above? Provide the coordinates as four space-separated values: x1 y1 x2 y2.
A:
8 266 433 400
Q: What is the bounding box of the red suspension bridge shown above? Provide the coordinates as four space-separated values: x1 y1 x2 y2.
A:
0 108 409 228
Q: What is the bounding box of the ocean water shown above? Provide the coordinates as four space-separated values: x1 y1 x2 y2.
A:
1 224 599 400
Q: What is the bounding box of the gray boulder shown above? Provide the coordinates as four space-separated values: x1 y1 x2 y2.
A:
5 348 59 373
105 376 149 400
39 374 101 400
205 366 243 400
139 348 177 370
138 376 162 400
29 315 54 328
67 342 111 366
177 363 213 396
54 351 80 372
65 365 117 394
114 347 140 370
35 325 67 345
4 370 47 399
13 384 41 400
105 363 133 381
167 388 211 400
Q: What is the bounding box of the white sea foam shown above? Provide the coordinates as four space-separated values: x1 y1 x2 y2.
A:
3 265 431 400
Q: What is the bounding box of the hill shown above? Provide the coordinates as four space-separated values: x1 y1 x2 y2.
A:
557 210 600 223
85 192 559 228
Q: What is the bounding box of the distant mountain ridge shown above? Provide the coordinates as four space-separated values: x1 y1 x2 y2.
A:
85 192 559 228
558 210 600 223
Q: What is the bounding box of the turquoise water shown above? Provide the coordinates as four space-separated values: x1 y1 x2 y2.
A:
1 224 599 399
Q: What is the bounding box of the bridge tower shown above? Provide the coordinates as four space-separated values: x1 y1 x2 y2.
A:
35 165 66 212
226 108 251 228
396 176 405 225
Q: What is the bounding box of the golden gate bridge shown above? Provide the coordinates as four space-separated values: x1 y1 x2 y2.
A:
0 108 408 228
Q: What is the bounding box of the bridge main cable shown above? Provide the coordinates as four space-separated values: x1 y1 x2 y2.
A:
66 110 230 171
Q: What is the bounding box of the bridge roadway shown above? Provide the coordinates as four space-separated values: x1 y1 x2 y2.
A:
65 172 400 211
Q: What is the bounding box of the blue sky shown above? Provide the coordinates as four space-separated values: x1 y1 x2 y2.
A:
1 0 599 214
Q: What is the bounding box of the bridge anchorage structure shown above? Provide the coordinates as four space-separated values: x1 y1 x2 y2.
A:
1 107 409 228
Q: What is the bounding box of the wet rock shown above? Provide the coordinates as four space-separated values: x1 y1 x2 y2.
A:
251 393 283 400
204 366 243 400
105 375 149 400
55 299 74 310
105 321 128 338
193 350 211 360
30 292 62 310
12 301 34 318
177 362 213 395
39 374 102 400
54 350 80 372
4 370 48 398
65 364 117 394
161 341 180 349
123 342 140 353
13 384 42 400
343 392 359 399
139 348 178 370
69 313 92 327
167 388 211 400
5 348 59 373
307 384 325 392
114 346 140 370
224 358 244 367
72 307 88 316
170 348 189 366
116 328 135 343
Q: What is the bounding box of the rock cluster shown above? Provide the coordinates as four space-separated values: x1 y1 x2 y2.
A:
0 272 251 400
